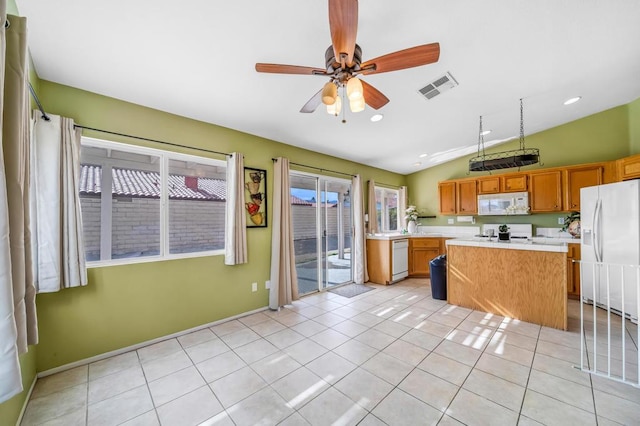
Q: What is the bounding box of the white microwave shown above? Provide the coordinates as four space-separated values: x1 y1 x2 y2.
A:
477 192 530 216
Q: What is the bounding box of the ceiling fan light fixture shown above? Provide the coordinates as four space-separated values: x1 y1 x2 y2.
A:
349 96 365 113
322 82 337 105
326 95 342 115
346 77 364 101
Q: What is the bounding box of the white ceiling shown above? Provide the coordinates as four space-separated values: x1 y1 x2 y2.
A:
15 0 640 174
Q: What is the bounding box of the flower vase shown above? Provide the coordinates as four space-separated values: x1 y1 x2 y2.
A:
407 221 417 234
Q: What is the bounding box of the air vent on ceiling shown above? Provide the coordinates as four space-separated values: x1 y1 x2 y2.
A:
418 72 458 100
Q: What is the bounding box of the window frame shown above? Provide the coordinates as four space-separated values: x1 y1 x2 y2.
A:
375 186 400 233
81 137 227 268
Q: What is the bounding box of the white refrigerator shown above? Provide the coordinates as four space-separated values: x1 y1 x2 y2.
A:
581 180 639 321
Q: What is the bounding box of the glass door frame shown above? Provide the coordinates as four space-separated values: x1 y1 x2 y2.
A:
290 171 354 294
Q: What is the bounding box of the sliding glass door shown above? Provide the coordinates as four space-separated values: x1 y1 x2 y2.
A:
290 172 353 295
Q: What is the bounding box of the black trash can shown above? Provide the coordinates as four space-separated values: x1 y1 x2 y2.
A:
429 254 447 300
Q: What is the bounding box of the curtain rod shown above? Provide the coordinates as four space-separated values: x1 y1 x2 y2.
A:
273 158 356 178
28 83 50 121
75 125 231 157
371 180 402 189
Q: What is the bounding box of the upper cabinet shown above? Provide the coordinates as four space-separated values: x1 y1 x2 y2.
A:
438 181 456 215
529 170 563 212
437 159 619 215
502 174 528 192
617 154 640 181
456 180 477 214
564 165 603 211
477 176 500 194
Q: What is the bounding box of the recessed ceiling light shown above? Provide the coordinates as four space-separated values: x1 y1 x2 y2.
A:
480 130 492 136
413 162 422 167
564 96 582 105
419 153 428 158
370 114 384 122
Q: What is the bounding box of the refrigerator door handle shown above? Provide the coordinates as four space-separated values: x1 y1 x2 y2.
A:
595 198 603 262
592 198 601 262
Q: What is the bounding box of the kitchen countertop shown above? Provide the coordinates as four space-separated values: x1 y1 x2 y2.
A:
366 233 466 240
446 238 568 253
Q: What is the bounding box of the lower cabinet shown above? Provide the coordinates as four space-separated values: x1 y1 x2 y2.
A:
567 243 581 299
366 239 392 284
409 238 442 277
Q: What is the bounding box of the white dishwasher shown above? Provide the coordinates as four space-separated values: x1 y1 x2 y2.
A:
391 239 409 282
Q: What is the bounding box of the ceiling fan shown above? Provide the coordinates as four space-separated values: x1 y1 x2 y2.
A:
255 0 440 115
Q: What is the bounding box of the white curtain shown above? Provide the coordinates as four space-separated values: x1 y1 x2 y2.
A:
351 175 368 284
0 12 38 403
269 158 298 309
31 113 87 293
224 152 247 265
398 185 408 230
367 179 378 234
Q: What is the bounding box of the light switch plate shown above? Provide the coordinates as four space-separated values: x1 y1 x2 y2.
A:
251 282 257 292
448 218 454 224
558 217 564 225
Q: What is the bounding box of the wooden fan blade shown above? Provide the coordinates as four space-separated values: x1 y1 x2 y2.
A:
329 0 358 66
300 89 324 113
256 63 327 75
361 80 389 110
361 43 440 75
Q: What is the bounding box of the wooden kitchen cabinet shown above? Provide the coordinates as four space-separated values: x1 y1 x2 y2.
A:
502 174 528 192
567 243 581 299
409 238 441 277
617 153 640 181
529 170 563 212
564 165 603 211
477 176 501 194
438 181 456 215
366 239 392 284
456 180 478 214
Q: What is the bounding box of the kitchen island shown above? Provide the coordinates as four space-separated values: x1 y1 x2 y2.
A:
446 239 568 330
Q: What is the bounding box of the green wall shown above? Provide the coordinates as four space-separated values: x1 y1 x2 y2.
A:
629 97 640 154
406 104 632 228
0 348 36 426
34 80 405 372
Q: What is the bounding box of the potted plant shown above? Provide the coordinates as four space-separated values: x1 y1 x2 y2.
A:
405 205 419 234
498 224 510 241
561 211 581 238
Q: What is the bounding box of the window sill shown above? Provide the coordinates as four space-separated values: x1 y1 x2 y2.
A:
86 249 225 269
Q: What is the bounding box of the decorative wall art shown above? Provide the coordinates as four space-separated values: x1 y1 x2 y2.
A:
244 167 267 227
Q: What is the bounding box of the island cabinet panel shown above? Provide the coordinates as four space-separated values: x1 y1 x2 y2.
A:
502 174 528 192
529 170 563 212
447 245 567 330
564 166 603 211
409 238 441 277
477 176 501 194
438 182 456 215
567 243 581 299
456 180 477 214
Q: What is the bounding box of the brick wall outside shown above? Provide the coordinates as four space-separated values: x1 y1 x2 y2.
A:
80 197 351 261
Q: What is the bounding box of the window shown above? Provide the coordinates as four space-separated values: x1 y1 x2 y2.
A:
79 137 226 265
375 187 399 232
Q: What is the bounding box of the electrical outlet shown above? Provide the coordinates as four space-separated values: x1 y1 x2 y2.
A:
265 280 270 289
558 217 564 225
447 218 454 224
251 282 257 292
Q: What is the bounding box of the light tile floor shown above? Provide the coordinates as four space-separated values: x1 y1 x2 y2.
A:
21 278 640 425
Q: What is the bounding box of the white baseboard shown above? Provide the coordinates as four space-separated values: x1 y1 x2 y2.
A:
16 374 37 426
38 305 269 378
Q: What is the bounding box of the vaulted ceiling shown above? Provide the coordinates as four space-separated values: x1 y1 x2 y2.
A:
15 0 640 174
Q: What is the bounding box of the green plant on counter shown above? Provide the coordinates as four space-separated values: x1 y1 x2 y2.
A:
498 224 509 233
561 211 580 232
